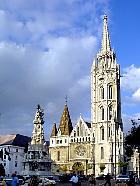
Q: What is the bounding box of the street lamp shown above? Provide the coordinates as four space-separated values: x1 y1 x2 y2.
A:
114 113 117 180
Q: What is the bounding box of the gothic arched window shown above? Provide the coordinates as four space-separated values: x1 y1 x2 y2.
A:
57 151 60 161
108 105 112 120
100 86 104 99
77 127 79 136
101 147 104 159
101 127 104 140
108 126 111 137
100 107 104 120
108 85 113 99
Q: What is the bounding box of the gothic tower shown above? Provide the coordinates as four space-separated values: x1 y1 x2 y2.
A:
31 104 45 145
49 102 73 174
91 15 124 175
22 105 51 176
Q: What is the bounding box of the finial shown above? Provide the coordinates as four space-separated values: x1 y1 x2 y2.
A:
103 14 107 20
37 104 41 110
101 14 111 52
65 95 68 105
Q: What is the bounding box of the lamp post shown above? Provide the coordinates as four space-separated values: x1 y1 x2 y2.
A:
114 114 117 180
92 136 95 175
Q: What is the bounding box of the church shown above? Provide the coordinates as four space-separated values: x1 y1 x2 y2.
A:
49 15 124 176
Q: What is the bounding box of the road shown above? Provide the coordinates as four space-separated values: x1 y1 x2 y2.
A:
56 180 116 186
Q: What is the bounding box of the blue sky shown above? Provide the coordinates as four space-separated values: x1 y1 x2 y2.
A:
0 0 140 138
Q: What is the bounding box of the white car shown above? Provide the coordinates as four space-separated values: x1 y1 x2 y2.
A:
39 177 56 186
116 175 130 183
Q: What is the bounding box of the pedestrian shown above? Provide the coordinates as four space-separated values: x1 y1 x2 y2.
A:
70 172 79 186
89 174 96 185
11 173 19 186
104 173 111 186
1 177 7 186
28 175 39 186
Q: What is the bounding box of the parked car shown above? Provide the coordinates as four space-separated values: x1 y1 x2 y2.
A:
116 175 130 184
2 178 24 186
59 174 71 183
96 174 113 180
78 175 88 182
39 177 56 186
96 174 106 180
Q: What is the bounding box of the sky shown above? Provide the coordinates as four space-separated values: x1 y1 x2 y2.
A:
0 0 140 139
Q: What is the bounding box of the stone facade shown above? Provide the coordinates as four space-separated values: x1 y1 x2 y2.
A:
49 15 124 176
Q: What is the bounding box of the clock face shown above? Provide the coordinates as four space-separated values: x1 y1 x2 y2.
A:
75 145 86 156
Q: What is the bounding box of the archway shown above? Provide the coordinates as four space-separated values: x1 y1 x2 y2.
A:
72 162 84 175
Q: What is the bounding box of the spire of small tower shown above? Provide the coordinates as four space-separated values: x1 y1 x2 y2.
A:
50 123 57 137
58 101 73 135
31 104 45 145
101 15 111 53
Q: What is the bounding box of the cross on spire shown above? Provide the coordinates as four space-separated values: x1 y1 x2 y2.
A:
65 95 68 105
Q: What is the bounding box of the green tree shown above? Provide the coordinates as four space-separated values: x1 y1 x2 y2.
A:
125 119 140 157
60 165 68 173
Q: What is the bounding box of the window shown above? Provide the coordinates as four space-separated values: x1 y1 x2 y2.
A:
4 155 6 159
74 131 76 137
108 105 112 120
57 151 60 161
108 127 111 137
77 127 79 136
101 127 104 140
108 85 112 99
15 162 17 167
4 163 6 166
57 140 59 144
16 149 18 152
60 140 62 144
15 156 17 160
65 139 67 143
100 87 104 99
101 107 104 120
101 147 104 159
52 140 53 144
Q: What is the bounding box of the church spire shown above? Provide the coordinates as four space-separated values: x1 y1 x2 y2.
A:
31 104 45 145
50 123 57 137
58 102 73 136
101 15 111 53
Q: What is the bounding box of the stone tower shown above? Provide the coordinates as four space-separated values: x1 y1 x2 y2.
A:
31 104 45 145
91 15 124 176
22 105 51 176
49 102 73 174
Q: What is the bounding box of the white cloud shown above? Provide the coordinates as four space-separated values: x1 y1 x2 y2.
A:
0 0 110 138
132 88 140 102
121 65 140 91
121 64 140 108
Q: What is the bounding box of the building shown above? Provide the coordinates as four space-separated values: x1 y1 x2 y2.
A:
49 15 124 176
0 134 30 175
91 15 124 176
22 105 51 176
128 149 140 179
49 103 94 175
